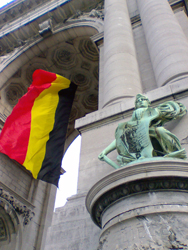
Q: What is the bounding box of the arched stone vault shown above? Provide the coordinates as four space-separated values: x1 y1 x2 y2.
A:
0 23 102 152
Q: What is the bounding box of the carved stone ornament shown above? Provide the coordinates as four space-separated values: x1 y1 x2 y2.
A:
0 187 35 226
86 159 188 228
92 176 188 228
39 18 53 37
67 1 104 21
6 83 26 106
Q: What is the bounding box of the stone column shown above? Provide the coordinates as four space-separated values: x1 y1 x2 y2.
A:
102 0 142 108
137 0 188 87
98 44 104 110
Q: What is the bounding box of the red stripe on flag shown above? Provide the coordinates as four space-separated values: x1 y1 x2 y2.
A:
0 70 57 164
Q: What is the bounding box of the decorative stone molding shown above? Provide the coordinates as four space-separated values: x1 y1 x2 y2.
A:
0 187 35 226
71 72 91 91
0 0 104 57
86 159 188 228
82 91 98 111
79 38 99 62
6 82 26 106
0 0 50 27
52 47 77 70
39 19 53 37
68 2 104 21
0 0 184 59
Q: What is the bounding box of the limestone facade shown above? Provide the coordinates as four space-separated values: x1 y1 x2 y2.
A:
1 0 188 249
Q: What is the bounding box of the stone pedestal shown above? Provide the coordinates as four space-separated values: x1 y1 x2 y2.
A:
86 159 188 249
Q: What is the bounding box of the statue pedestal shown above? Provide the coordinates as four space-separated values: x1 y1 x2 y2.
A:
86 159 188 249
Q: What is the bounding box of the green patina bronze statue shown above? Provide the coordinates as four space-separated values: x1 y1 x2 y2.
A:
98 94 187 169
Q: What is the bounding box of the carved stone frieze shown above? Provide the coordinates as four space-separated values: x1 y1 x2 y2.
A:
93 176 188 228
0 0 50 29
0 0 104 57
68 1 104 21
0 187 35 226
86 159 188 228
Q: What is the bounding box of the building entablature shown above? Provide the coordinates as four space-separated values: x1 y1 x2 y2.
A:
0 0 104 57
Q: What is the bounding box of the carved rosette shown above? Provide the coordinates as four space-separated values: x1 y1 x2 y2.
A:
6 83 26 106
52 47 77 70
79 39 99 62
82 91 98 111
71 72 91 91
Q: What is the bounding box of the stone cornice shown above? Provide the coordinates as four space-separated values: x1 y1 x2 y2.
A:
0 0 104 61
0 0 49 15
0 0 183 57
75 78 188 131
0 0 103 37
0 0 69 37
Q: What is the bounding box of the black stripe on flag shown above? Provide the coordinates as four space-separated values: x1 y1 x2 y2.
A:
37 82 77 186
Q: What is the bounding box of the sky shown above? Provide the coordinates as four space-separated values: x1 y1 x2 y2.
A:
55 136 81 209
0 0 81 210
0 0 15 8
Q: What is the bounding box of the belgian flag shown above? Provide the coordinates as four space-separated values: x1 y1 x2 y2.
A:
0 69 77 186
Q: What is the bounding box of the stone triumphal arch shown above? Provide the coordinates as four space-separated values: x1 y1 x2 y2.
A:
1 0 188 249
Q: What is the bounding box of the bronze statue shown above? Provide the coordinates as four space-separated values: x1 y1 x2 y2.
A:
98 94 187 169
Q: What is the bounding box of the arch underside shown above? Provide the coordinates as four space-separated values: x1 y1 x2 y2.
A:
0 23 101 151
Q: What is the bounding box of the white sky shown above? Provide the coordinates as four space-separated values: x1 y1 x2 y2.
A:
0 0 81 209
55 136 81 209
0 0 15 8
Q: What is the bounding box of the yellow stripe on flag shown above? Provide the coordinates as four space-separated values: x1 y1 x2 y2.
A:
23 75 71 178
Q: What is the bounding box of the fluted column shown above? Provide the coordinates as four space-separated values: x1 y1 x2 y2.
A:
102 0 142 108
137 0 188 87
